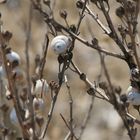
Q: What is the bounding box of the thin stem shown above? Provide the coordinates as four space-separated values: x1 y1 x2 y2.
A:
65 75 74 140
38 34 49 79
60 114 78 140
78 96 94 139
25 2 36 139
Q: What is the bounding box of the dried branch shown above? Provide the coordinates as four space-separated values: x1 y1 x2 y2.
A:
64 75 74 140
78 96 94 139
25 2 36 139
60 114 78 140
38 34 49 79
70 61 109 102
40 59 71 139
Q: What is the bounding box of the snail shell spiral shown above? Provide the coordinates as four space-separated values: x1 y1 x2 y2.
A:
50 35 72 55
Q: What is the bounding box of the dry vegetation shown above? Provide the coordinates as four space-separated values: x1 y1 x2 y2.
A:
0 0 140 140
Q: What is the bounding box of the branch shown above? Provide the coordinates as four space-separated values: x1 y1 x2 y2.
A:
64 75 74 140
25 2 36 139
38 34 49 79
78 96 94 139
60 114 78 140
70 61 109 102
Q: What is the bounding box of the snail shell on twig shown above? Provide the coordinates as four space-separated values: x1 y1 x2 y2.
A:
33 79 49 98
127 86 140 105
50 35 72 55
10 108 18 124
6 50 20 64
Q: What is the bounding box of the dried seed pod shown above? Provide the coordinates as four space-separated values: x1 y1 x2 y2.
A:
50 35 72 55
76 0 84 9
116 6 125 18
69 24 76 33
59 9 67 19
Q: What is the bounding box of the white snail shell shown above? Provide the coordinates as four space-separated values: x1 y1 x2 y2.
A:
50 35 72 55
33 79 49 98
0 66 5 79
6 51 20 63
127 86 140 105
10 108 18 124
33 97 44 111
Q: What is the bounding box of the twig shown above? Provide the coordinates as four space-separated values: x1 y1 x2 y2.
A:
39 59 70 139
60 114 78 140
123 0 140 70
78 96 94 139
65 75 74 140
64 131 71 140
99 51 135 140
85 5 111 34
126 113 140 125
25 2 36 139
70 61 109 102
39 91 58 139
76 0 88 34
38 34 49 79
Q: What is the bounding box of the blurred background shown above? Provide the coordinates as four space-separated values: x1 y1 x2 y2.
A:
0 0 140 140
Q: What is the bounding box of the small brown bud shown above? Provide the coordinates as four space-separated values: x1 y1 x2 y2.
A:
99 82 107 89
92 38 98 46
87 88 95 95
126 1 136 14
127 118 135 127
80 73 86 81
120 94 127 103
57 55 64 64
76 1 84 9
127 42 133 49
69 24 76 33
116 6 125 18
3 31 12 42
114 86 122 94
59 10 67 19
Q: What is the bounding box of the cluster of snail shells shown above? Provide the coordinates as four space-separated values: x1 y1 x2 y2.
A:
50 35 72 55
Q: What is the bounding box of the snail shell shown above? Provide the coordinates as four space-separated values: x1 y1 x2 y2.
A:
6 51 20 63
127 86 140 105
33 79 49 98
10 108 18 124
33 97 44 111
50 35 72 55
